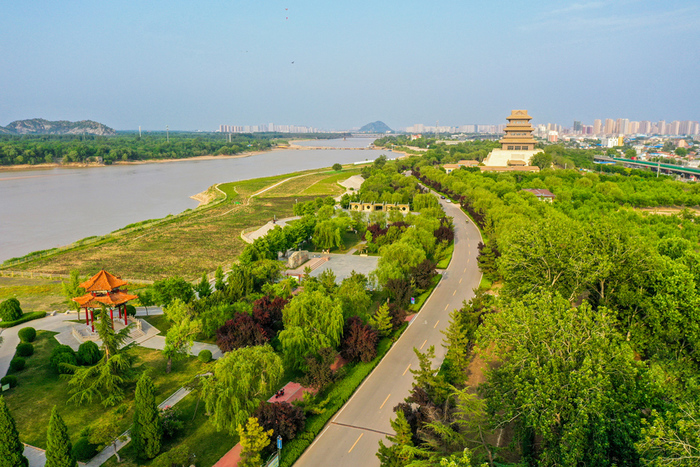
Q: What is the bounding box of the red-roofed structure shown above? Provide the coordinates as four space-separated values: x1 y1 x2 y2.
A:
73 270 137 331
267 382 316 404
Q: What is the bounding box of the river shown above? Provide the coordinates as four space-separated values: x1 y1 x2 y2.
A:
0 138 385 263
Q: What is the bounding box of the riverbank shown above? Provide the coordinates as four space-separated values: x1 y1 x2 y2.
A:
4 166 360 281
0 147 283 173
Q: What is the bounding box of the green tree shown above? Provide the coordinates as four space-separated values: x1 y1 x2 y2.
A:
162 299 202 373
278 290 344 370
368 304 392 337
477 293 650 465
531 152 553 169
67 313 136 406
152 277 194 307
236 417 273 467
137 289 155 316
195 272 212 298
377 410 415 466
61 270 85 312
0 298 22 322
132 372 162 459
201 345 283 434
636 403 700 466
214 265 226 292
332 163 343 171
45 406 77 467
0 396 28 467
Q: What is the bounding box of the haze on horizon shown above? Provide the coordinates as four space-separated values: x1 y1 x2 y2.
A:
1 0 698 131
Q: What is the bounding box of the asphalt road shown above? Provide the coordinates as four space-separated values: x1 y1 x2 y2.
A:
295 198 482 466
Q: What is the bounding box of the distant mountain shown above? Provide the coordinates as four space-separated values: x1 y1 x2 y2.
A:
1 118 116 136
358 121 392 133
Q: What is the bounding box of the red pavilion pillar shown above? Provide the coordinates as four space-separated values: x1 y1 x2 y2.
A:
85 307 89 325
110 308 114 320
90 309 95 332
124 305 128 325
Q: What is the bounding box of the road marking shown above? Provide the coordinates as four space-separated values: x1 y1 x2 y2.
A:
380 394 391 410
402 364 411 376
349 433 363 453
464 268 467 273
434 320 440 328
459 277 463 284
453 290 456 296
444 304 449 311
420 339 427 350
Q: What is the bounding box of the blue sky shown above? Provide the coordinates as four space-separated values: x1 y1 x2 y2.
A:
1 1 698 130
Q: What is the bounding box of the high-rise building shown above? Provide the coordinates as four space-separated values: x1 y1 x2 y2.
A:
573 121 582 133
657 120 666 134
593 119 602 135
604 119 615 134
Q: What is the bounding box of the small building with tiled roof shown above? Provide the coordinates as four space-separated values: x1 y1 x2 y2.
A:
522 188 556 202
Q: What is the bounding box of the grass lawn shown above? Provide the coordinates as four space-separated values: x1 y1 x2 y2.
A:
3 331 211 450
102 393 236 467
143 314 171 335
0 276 66 312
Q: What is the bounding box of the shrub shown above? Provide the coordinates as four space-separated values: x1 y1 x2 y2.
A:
340 316 378 363
0 298 22 322
50 345 77 374
9 358 25 372
198 349 212 363
16 342 34 357
71 437 98 462
216 313 268 352
77 341 101 366
0 311 46 328
1 375 18 388
254 401 306 443
126 304 137 317
160 406 185 439
18 327 36 342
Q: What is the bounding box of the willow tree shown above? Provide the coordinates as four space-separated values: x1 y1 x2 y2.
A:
278 290 344 370
67 313 136 406
201 345 283 434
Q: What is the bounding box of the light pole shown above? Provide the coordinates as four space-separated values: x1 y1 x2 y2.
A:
277 435 282 464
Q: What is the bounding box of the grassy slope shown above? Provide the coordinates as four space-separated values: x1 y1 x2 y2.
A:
9 168 358 281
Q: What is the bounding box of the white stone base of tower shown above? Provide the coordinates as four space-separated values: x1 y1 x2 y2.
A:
482 148 543 167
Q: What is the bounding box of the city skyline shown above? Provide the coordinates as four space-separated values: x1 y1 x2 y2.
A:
1 1 699 130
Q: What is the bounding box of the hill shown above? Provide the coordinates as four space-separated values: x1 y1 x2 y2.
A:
1 118 116 136
358 121 392 133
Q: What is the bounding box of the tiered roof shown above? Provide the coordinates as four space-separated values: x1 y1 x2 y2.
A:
499 110 537 149
73 269 137 309
80 269 128 292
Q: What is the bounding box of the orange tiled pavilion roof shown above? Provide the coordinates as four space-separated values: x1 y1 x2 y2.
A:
73 290 138 308
80 269 128 292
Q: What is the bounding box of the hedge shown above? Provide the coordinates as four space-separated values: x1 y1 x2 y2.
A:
16 343 34 357
1 375 17 388
10 358 25 372
280 338 393 467
0 311 46 328
18 327 36 342
198 349 213 363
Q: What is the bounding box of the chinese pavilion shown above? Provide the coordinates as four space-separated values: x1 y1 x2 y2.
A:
72 269 138 332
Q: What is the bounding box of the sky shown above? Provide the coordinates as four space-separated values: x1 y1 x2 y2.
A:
1 0 698 131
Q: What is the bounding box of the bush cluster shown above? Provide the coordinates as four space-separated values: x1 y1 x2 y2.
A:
71 437 98 462
1 375 17 388
18 327 36 342
0 298 22 322
77 341 101 366
16 342 34 357
198 349 212 363
10 358 25 372
50 345 77 374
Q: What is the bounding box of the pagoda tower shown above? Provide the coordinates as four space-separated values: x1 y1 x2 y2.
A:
499 110 536 151
73 269 138 331
482 110 543 167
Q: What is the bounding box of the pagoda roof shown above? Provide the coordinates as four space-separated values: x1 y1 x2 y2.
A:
73 290 138 308
506 110 533 121
80 269 128 292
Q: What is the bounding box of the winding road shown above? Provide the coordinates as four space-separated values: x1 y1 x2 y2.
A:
295 197 482 466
